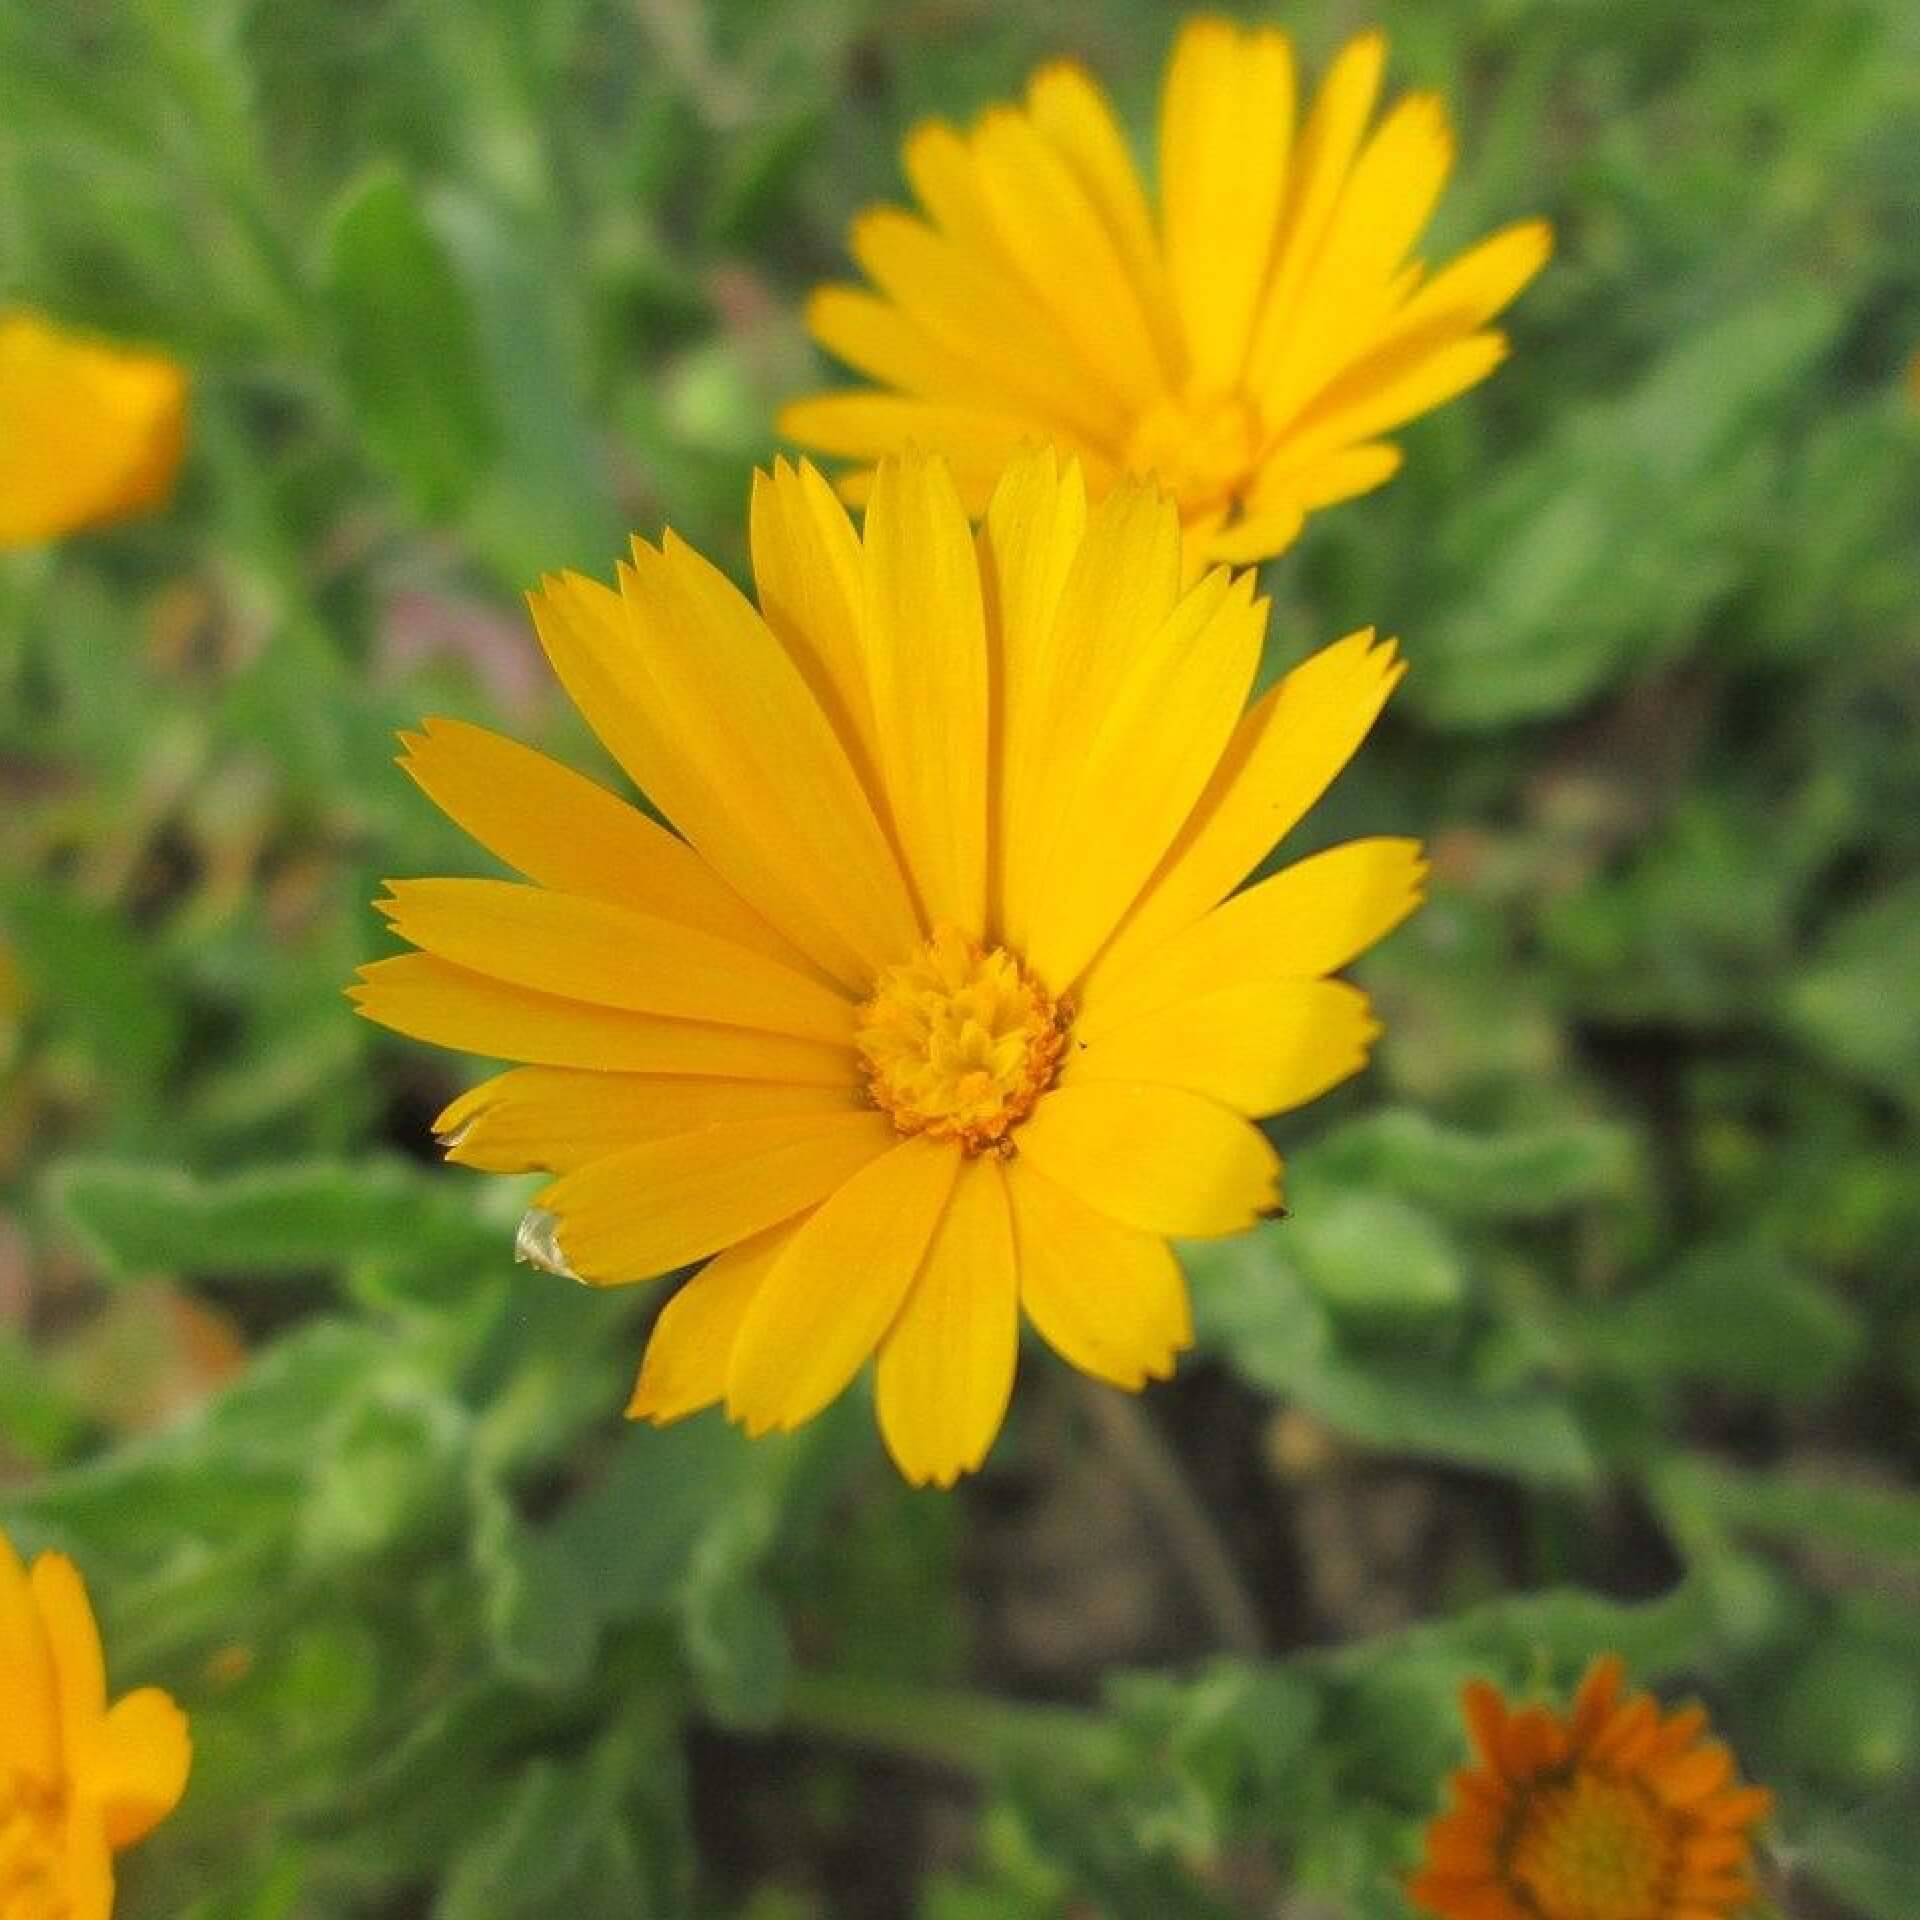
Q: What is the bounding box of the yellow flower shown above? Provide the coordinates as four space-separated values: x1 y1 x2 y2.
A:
1411 1655 1773 1920
0 311 186 550
0 1528 191 1920
781 17 1550 570
353 448 1419 1485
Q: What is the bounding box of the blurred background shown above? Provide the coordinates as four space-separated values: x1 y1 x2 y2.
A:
3 1 1919 1915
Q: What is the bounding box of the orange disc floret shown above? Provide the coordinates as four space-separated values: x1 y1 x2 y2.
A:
1410 1655 1772 1920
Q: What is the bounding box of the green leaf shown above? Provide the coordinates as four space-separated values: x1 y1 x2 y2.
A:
1573 1242 1861 1397
1188 1234 1594 1486
685 1575 790 1731
473 1483 599 1692
1311 1109 1639 1222
324 165 499 517
44 1158 502 1281
1289 1191 1465 1317
1781 878 1920 1108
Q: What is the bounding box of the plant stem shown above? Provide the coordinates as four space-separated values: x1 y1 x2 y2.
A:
1075 1377 1266 1655
781 1671 1123 1780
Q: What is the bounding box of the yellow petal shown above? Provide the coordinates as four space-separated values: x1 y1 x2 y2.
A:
376 879 854 1042
1016 1082 1281 1237
1382 217 1553 344
844 199 1120 443
979 446 1090 930
1276 328 1511 473
534 1110 898 1285
1251 440 1404 516
1084 838 1428 1039
1026 566 1264 991
0 1528 58 1778
875 1155 1018 1486
56 1820 113 1920
350 954 852 1083
862 453 989 932
1005 1161 1191 1389
1160 19 1296 394
1064 978 1381 1116
433 1069 860 1174
804 284 1001 406
1193 504 1307 568
1244 31 1387 399
97 1688 191 1850
1024 62 1181 373
965 105 1166 411
397 717 799 967
749 457 882 792
1259 90 1454 428
777 392 1051 515
635 534 923 982
1092 629 1405 982
530 561 914 991
999 476 1182 954
29 1553 108 1761
0 310 185 547
626 1220 803 1424
726 1136 960 1435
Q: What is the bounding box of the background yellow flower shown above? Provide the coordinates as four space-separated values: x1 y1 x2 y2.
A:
782 17 1549 568
0 312 186 549
0 1528 190 1920
354 448 1418 1484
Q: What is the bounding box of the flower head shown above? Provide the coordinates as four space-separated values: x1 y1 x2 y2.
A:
0 311 186 549
353 448 1419 1484
781 18 1550 569
1412 1655 1773 1920
0 1528 191 1920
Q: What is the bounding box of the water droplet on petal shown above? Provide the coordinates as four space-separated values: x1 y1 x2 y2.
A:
514 1206 578 1279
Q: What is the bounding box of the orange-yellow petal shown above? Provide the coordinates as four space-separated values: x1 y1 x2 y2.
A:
1090 628 1405 983
1016 1082 1281 1237
434 1069 860 1174
726 1136 960 1435
96 1688 191 1850
875 1154 1018 1487
626 1220 804 1424
1004 1160 1191 1390
0 311 185 547
375 879 854 1042
0 1528 59 1778
350 953 853 1083
532 1110 898 1286
395 717 798 965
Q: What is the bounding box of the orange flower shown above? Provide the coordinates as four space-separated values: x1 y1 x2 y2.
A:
1 1526 191 1920
1410 1656 1772 1920
0 310 186 549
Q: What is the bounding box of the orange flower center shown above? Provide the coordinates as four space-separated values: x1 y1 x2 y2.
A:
1505 1770 1678 1920
855 925 1067 1153
0 1773 70 1920
1124 389 1262 518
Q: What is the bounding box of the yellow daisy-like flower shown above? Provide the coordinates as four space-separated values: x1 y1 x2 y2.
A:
352 448 1419 1485
0 311 186 550
781 17 1550 569
1411 1656 1773 1920
0 1527 191 1920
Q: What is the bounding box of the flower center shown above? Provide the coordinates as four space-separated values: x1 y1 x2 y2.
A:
0 1774 70 1920
1124 389 1262 517
1504 1771 1678 1920
855 925 1068 1153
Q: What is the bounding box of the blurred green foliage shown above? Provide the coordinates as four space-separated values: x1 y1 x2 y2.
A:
3 0 1919 1915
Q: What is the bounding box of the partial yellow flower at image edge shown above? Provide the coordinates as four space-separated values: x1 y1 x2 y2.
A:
0 1527 191 1920
782 15 1550 570
1412 1655 1773 1920
352 446 1422 1487
0 310 186 549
